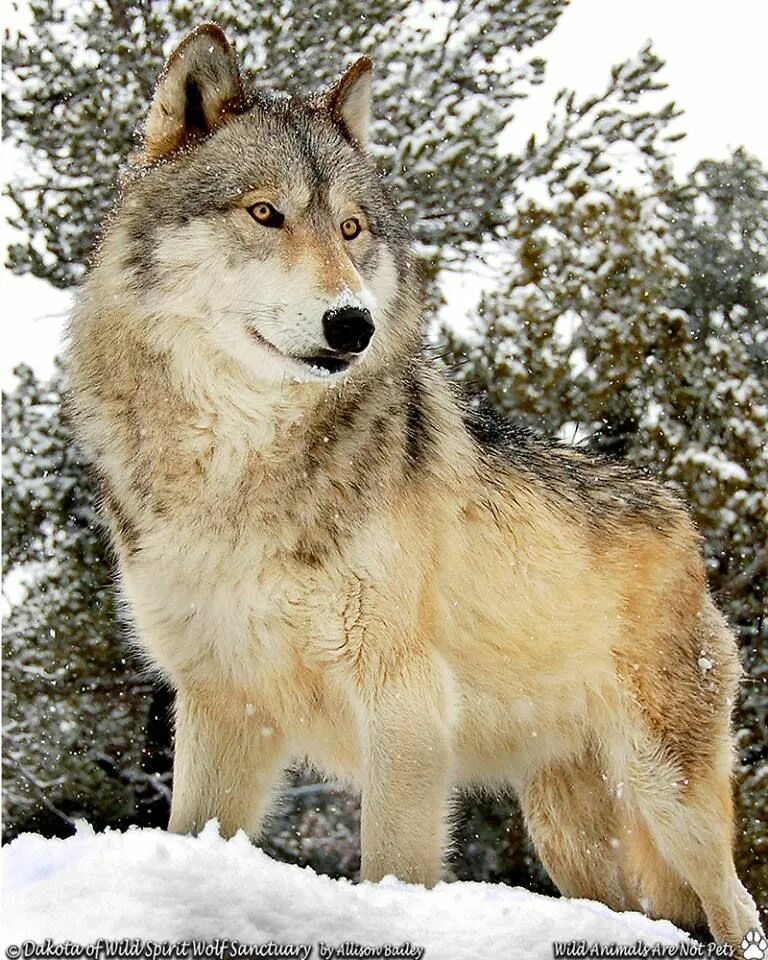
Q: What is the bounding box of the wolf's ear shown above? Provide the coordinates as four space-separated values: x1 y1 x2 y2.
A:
322 57 373 149
140 23 243 163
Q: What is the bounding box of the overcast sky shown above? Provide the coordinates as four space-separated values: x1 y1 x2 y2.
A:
3 0 768 385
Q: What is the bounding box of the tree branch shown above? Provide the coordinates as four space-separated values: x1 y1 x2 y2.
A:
3 755 77 828
717 548 768 601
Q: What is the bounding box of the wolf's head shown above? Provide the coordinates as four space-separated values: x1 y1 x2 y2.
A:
102 24 420 385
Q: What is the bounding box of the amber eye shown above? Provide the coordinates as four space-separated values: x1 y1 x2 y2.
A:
340 217 362 240
247 202 284 228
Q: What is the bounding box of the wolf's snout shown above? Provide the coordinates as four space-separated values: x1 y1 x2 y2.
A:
322 306 374 355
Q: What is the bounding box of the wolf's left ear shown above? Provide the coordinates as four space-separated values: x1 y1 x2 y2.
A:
140 23 243 163
322 57 373 149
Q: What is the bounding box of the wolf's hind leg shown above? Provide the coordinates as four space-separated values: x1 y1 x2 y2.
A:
628 757 762 952
168 683 286 839
520 752 638 912
621 598 762 952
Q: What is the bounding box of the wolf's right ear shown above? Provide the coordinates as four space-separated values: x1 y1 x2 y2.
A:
139 23 243 163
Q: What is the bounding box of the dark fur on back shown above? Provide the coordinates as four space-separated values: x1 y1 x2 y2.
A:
462 396 683 532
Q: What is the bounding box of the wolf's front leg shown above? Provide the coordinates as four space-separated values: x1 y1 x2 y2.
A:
360 671 453 887
168 683 286 839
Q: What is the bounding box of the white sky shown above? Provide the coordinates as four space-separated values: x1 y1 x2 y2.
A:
3 0 768 385
508 0 768 172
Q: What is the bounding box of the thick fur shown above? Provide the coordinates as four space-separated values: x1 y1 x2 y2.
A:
67 24 761 952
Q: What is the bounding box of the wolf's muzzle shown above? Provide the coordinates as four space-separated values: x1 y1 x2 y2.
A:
322 306 374 355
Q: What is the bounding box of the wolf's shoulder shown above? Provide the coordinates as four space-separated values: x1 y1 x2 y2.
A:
459 395 686 528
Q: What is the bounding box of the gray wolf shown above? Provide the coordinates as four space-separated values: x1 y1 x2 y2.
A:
67 23 762 952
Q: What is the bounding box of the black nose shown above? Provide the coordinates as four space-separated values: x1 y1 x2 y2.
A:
322 306 374 355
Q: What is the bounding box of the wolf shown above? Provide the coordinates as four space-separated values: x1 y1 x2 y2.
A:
67 23 761 951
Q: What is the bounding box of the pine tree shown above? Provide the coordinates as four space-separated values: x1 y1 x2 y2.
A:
2 364 169 837
666 151 768 903
4 0 567 286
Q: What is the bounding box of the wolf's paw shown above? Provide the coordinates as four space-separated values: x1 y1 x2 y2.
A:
742 930 768 960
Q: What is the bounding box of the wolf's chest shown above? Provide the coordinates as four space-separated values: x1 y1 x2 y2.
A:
126 509 357 684
149 419 369 573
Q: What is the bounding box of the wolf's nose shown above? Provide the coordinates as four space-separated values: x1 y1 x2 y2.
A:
322 306 374 355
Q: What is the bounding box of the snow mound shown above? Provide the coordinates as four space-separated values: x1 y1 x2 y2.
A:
3 822 689 959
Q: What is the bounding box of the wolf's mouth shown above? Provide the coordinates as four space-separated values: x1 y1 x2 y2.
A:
248 328 354 378
295 355 351 376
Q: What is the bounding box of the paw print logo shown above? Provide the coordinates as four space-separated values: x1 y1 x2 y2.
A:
743 930 768 960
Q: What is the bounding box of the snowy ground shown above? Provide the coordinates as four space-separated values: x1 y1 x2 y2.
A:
2 821 689 960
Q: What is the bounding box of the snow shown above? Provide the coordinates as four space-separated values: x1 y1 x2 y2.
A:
2 822 689 959
677 447 750 485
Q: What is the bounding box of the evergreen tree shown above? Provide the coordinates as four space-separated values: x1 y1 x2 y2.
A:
666 151 767 902
4 0 567 286
2 364 169 837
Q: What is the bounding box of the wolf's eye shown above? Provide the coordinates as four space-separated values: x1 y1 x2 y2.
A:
248 202 284 229
340 217 362 240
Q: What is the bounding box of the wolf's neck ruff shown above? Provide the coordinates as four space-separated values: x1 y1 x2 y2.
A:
65 23 762 954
